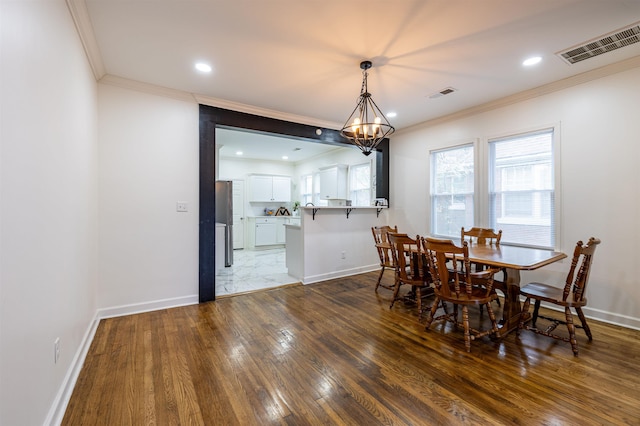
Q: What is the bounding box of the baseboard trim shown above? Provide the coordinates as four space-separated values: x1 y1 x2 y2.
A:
45 294 199 425
522 299 640 331
302 265 379 284
96 294 199 319
45 312 100 426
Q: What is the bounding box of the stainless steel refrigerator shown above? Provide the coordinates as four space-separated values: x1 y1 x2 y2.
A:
215 180 233 267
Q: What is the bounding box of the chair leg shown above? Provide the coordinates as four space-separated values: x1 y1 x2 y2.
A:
485 302 500 335
425 296 440 329
416 287 423 320
462 306 471 352
389 279 402 309
532 300 541 327
576 307 593 341
565 307 579 356
375 266 385 291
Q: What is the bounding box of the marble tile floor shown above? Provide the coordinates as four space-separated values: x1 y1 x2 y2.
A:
215 247 300 296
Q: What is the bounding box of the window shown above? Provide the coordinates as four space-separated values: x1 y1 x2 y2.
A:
349 163 372 206
430 145 475 238
489 129 555 248
429 127 559 249
299 174 313 206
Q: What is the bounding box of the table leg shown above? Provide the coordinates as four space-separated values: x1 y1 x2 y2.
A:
496 267 523 337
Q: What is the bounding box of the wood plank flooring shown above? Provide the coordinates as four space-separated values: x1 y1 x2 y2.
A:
63 272 640 425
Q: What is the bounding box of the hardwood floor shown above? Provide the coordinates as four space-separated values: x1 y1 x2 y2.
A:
63 272 640 425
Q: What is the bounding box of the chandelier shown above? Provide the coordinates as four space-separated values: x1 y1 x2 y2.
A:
340 60 395 156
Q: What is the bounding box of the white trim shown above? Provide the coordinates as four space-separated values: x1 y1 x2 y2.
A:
302 265 379 285
195 95 342 130
65 0 106 80
99 74 197 103
521 299 640 331
97 294 199 319
44 312 100 426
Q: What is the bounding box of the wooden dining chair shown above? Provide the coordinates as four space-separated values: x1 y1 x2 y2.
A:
388 233 432 319
518 237 601 356
461 226 504 311
422 236 501 352
461 227 502 246
371 225 398 291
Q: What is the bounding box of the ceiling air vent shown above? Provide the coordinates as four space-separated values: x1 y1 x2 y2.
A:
429 87 457 99
557 22 640 65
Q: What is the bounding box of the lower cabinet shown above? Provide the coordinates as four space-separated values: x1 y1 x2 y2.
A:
252 217 290 247
255 219 277 246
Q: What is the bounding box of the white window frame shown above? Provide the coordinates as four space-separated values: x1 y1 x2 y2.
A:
428 124 561 250
485 125 561 250
348 161 372 207
299 174 314 207
429 140 478 239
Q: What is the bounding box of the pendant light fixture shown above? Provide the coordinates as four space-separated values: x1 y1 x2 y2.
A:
340 60 395 156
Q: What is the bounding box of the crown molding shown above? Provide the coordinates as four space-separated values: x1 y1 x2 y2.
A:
66 0 105 80
400 54 640 133
98 74 198 103
194 95 342 130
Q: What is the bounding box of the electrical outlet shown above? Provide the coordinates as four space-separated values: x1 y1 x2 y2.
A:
176 202 188 212
341 251 346 259
54 338 60 364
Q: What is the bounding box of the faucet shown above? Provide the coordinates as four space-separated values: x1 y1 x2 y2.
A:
305 202 314 207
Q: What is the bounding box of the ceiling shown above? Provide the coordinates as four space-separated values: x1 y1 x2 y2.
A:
78 0 640 133
216 128 348 162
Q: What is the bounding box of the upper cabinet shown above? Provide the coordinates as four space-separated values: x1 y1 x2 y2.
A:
319 164 348 200
250 175 291 202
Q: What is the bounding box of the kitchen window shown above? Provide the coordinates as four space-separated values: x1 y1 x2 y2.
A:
300 174 313 206
349 162 372 206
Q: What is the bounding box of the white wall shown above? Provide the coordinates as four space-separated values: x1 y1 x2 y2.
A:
389 66 640 328
300 208 386 283
97 84 200 310
0 1 98 425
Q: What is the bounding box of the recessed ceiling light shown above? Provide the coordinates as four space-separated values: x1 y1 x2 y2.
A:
386 112 397 118
282 156 289 160
195 62 212 73
522 56 542 66
235 151 243 156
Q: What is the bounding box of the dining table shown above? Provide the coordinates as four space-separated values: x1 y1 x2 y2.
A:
464 243 567 337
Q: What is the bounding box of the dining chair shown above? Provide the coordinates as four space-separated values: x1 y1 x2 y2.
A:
388 233 432 319
422 236 501 353
461 227 502 246
461 227 504 311
517 237 601 356
371 225 398 291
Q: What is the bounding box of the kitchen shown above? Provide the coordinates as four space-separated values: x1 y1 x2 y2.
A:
215 127 376 296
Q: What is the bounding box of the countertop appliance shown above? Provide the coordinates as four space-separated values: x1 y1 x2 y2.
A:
215 180 233 267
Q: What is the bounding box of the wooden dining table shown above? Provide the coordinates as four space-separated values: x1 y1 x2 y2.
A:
464 243 567 337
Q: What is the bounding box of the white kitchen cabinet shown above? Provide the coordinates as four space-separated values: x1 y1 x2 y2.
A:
319 165 348 200
272 176 291 202
276 218 287 244
250 175 291 202
255 217 277 246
